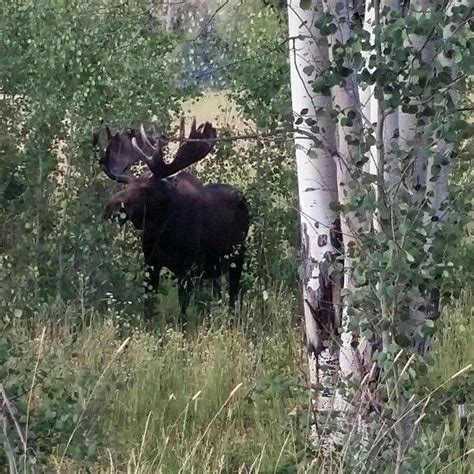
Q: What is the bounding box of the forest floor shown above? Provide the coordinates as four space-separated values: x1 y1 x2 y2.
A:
11 288 472 472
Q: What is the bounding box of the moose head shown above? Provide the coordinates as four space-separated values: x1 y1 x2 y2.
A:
95 121 215 227
94 120 249 318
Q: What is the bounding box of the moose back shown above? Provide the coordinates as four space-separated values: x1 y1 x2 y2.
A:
94 120 249 317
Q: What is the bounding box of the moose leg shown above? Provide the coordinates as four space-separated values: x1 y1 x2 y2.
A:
144 265 161 320
212 277 222 300
177 278 193 317
228 246 245 312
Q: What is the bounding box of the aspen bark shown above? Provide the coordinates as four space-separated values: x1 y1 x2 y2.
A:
166 0 178 32
381 0 401 192
398 0 436 202
323 0 370 440
287 0 341 444
401 0 439 341
360 0 376 180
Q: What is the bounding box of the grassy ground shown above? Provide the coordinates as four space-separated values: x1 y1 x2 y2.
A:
4 288 472 472
11 288 309 472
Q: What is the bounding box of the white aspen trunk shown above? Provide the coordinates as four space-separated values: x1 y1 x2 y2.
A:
323 0 371 442
398 0 436 202
425 0 465 225
395 0 435 338
422 0 464 317
394 1 467 468
381 0 401 192
360 1 375 128
395 3 437 463
287 0 341 447
401 0 438 338
364 0 401 222
360 0 377 180
166 0 178 32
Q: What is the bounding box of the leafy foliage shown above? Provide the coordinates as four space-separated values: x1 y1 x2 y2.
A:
0 0 185 320
217 1 291 128
0 0 472 471
288 0 473 468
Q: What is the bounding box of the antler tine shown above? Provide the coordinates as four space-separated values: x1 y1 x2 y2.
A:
190 117 197 134
140 124 157 151
179 117 186 140
131 137 152 163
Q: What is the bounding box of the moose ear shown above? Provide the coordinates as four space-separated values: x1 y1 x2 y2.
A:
105 125 113 141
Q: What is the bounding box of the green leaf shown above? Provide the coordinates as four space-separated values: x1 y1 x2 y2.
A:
394 333 411 348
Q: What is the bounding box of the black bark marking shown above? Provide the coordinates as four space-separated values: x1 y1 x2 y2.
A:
330 218 343 253
318 234 328 247
300 219 345 356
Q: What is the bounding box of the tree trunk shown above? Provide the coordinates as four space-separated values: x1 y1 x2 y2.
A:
166 0 178 32
287 0 341 447
381 0 401 192
323 0 371 444
289 0 467 462
398 0 436 202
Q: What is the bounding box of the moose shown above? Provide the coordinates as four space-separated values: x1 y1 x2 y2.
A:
93 120 249 318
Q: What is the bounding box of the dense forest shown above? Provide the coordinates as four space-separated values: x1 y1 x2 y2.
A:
0 0 472 472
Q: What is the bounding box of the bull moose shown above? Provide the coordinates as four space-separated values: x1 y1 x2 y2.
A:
93 120 249 318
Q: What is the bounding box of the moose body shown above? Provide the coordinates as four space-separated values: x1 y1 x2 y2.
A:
95 121 249 317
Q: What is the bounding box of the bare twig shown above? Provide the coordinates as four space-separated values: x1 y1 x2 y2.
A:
0 384 27 451
1 409 18 474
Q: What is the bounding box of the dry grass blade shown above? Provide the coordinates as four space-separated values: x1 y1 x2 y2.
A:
25 326 46 455
57 337 131 471
366 364 473 460
0 385 27 453
178 383 243 473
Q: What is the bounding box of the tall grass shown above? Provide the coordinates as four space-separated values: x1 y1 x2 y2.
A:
3 289 472 472
7 287 309 472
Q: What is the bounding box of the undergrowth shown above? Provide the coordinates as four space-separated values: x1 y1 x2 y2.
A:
1 288 472 472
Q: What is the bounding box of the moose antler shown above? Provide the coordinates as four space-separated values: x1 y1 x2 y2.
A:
131 124 168 177
97 124 165 183
131 119 217 179
164 118 216 177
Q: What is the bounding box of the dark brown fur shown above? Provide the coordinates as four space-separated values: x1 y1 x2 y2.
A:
95 121 249 317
